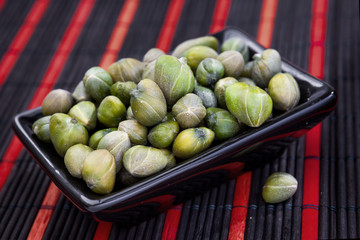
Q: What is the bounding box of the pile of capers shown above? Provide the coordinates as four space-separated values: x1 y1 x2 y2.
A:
32 35 301 195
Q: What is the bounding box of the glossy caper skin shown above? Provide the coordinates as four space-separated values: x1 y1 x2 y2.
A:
110 81 137 107
107 58 144 83
205 108 241 140
118 120 148 145
225 82 273 127
72 80 92 103
214 77 238 109
49 113 88 157
184 46 218 72
88 128 117 149
83 66 113 102
154 55 195 106
251 49 281 88
193 83 217 108
97 131 131 173
217 50 244 78
147 120 179 149
97 96 126 127
130 79 167 127
268 73 300 111
123 145 168 178
172 127 215 159
196 58 224 87
262 172 298 203
68 101 97 130
172 93 206 129
64 144 93 178
221 37 249 62
41 89 74 116
143 48 165 65
32 116 51 143
82 149 116 194
172 35 219 58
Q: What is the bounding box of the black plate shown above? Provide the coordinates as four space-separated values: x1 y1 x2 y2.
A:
12 27 336 224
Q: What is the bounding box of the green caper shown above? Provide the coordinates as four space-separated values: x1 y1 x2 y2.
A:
82 149 116 194
32 116 51 143
97 96 126 127
262 172 298 203
41 89 74 116
172 127 215 159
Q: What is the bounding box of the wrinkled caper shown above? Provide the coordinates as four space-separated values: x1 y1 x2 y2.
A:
83 66 113 102
251 49 281 88
154 55 195 106
64 144 93 178
72 80 92 102
42 89 73 116
268 73 300 111
217 50 244 78
172 93 206 129
82 149 116 194
97 131 131 173
107 58 144 83
262 172 298 203
225 82 273 127
68 101 97 130
123 145 168 178
110 81 137 107
130 79 167 127
118 120 148 145
88 128 117 149
184 46 218 72
214 77 238 109
172 35 219 58
221 37 250 62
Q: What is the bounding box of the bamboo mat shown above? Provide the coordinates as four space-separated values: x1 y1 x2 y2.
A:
0 0 359 239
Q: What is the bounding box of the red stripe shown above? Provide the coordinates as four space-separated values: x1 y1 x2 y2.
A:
228 0 278 238
27 182 62 240
0 0 6 12
257 0 279 48
209 0 232 34
0 0 95 192
154 1 186 237
228 172 252 240
93 222 113 240
0 0 95 237
99 0 140 69
93 0 141 238
301 2 328 239
161 204 183 240
0 0 50 88
155 0 185 53
158 1 234 238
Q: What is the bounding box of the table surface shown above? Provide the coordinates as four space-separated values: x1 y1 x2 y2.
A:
0 0 359 239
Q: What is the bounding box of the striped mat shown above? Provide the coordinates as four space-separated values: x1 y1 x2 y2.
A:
0 0 359 239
